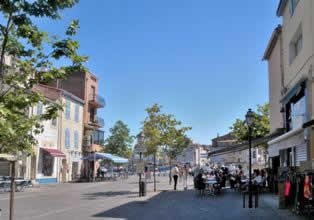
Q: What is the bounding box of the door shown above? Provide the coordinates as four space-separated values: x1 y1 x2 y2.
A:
72 162 79 180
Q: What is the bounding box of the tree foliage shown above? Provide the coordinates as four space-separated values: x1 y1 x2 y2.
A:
142 104 191 160
0 0 87 153
230 103 270 143
103 120 134 158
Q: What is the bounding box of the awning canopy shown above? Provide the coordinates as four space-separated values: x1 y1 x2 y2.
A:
42 148 65 158
81 153 128 164
0 154 16 161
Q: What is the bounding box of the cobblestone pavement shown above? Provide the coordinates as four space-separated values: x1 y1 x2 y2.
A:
0 175 306 220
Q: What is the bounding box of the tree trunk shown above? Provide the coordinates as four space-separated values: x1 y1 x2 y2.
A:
169 159 172 185
153 153 156 192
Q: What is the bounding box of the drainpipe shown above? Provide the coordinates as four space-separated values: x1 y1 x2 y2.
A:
306 65 313 160
58 94 63 183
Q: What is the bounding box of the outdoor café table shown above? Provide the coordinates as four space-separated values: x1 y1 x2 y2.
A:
205 179 217 196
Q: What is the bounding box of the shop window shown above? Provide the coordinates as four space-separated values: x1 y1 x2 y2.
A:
286 83 306 131
41 150 54 176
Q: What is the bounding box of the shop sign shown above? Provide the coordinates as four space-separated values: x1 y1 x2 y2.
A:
136 161 145 174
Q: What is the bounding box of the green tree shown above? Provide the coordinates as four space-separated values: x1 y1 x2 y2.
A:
230 103 270 143
142 104 191 158
103 120 134 158
142 104 191 188
0 1 87 153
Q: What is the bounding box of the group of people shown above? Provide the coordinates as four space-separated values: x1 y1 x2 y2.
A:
193 165 269 193
171 165 190 190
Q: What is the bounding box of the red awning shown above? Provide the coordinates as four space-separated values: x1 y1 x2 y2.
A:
42 148 65 158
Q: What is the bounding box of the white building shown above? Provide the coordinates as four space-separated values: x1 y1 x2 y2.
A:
176 144 209 167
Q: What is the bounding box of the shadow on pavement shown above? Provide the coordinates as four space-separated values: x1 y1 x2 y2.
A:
81 191 138 200
128 181 160 185
92 189 304 220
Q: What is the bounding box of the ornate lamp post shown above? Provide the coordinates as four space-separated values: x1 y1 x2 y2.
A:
245 108 254 208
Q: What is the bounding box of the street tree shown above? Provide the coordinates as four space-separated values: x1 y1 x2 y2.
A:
103 120 134 158
230 103 270 143
0 1 87 153
142 104 191 189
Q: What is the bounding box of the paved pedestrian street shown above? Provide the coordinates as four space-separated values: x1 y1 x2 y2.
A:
0 176 305 220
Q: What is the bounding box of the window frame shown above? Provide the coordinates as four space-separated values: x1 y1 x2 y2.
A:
285 84 306 131
289 25 303 64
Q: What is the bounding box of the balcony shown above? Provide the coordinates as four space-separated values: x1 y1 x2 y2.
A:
82 130 104 152
86 115 104 129
89 93 105 108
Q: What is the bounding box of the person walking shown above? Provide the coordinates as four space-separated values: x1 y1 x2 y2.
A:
172 165 179 190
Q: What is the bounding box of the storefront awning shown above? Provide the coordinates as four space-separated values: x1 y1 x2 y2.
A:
81 153 128 164
42 148 65 158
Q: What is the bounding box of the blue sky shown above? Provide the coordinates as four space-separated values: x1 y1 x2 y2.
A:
39 1 281 144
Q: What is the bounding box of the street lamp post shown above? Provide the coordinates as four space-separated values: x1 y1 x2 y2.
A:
245 108 254 209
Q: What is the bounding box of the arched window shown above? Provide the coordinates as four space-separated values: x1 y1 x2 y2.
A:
74 131 79 149
65 128 70 148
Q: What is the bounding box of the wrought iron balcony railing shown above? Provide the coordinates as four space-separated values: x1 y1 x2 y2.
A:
89 93 105 108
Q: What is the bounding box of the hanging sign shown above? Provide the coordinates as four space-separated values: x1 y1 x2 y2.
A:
136 161 145 174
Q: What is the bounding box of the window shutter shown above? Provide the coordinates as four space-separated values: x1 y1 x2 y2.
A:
75 104 79 122
65 99 71 120
289 0 294 15
37 102 43 115
65 129 70 148
74 131 79 149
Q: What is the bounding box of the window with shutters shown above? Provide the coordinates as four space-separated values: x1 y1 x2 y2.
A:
65 99 71 120
75 104 79 122
37 102 43 115
289 0 299 16
65 128 70 148
74 131 79 149
289 25 302 64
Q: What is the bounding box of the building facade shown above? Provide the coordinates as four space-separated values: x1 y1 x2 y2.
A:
59 92 84 183
264 0 314 171
29 85 85 183
51 71 105 179
176 144 210 167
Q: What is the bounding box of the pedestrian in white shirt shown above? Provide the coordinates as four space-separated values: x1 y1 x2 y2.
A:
172 165 179 190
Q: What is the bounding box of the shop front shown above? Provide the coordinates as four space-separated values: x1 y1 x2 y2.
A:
36 148 65 183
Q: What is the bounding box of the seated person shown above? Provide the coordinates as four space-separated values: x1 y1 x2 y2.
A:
195 170 206 190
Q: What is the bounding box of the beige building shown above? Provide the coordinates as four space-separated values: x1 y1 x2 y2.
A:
31 85 84 183
264 0 314 170
59 91 84 182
